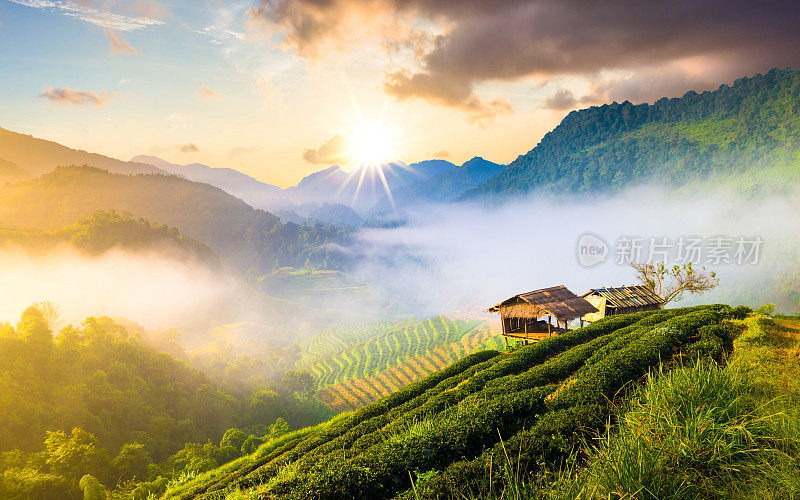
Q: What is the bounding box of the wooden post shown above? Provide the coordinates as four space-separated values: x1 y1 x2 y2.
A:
548 315 551 337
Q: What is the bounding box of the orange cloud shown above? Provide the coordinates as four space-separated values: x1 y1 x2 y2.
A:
180 143 199 153
105 28 138 55
39 86 115 107
303 135 350 165
199 85 220 99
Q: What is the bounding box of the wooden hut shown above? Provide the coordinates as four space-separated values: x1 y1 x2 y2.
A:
489 285 598 344
580 285 665 323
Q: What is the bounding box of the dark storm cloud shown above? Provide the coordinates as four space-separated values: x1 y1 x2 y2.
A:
249 0 800 112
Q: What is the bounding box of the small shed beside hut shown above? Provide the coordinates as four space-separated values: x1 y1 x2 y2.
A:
489 285 598 344
580 285 665 323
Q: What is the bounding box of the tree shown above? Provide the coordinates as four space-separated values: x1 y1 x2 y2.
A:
112 443 152 482
44 428 110 485
78 474 106 500
631 261 719 304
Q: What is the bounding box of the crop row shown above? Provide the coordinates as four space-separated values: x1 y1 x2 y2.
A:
166 305 735 500
314 321 504 411
303 317 488 391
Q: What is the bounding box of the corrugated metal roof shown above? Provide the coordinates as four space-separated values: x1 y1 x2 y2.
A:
582 285 664 308
489 285 598 321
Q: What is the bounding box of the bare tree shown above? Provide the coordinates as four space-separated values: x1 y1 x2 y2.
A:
631 262 719 305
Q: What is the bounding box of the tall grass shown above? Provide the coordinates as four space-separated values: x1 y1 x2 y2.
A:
508 317 800 500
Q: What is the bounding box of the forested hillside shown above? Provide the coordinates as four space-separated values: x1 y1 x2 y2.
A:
0 306 331 499
468 68 800 198
0 166 351 272
0 210 220 267
166 304 737 500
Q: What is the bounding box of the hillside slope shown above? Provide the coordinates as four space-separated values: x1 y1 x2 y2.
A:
468 68 800 198
0 210 220 267
164 304 734 500
0 166 351 272
0 157 31 183
0 126 166 176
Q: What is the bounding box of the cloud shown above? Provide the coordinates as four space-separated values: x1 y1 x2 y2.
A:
9 0 167 31
248 0 800 112
432 149 449 158
39 86 115 107
303 134 350 165
384 69 512 125
180 143 199 153
105 28 137 55
544 88 577 110
199 85 220 99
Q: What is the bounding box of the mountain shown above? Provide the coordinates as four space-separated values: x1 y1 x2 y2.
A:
0 126 166 176
287 160 457 211
0 166 351 272
0 157 30 184
380 156 505 208
132 155 291 210
467 67 800 199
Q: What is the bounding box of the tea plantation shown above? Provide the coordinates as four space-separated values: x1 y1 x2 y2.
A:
164 305 734 499
301 317 504 411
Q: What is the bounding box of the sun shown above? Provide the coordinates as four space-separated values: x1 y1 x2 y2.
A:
348 124 394 165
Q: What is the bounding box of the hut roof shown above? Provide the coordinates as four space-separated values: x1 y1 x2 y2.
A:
488 285 598 321
581 285 664 308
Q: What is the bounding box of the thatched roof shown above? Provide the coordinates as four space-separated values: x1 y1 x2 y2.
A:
488 285 598 321
581 285 664 308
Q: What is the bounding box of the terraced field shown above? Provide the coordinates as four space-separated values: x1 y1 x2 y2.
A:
316 321 504 411
165 304 735 500
300 317 504 411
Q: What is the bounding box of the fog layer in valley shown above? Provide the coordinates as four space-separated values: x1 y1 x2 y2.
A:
0 246 280 344
1 185 797 349
349 186 800 315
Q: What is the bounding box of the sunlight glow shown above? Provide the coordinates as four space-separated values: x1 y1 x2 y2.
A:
348 124 394 165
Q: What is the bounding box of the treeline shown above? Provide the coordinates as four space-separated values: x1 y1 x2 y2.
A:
0 210 221 268
0 306 331 499
469 67 800 197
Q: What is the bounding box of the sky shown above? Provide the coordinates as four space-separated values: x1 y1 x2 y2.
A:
1 0 800 187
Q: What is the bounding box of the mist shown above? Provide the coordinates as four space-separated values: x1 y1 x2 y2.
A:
349 186 800 315
0 245 287 345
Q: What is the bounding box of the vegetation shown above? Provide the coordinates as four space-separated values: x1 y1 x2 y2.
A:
632 261 720 304
164 304 733 499
0 210 220 267
301 318 503 411
0 166 352 273
465 312 800 499
0 306 331 499
468 68 800 198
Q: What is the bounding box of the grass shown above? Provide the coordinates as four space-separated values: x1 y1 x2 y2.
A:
474 315 800 500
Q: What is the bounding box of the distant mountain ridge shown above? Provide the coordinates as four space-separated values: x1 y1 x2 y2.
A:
285 159 458 211
379 157 505 209
0 126 166 176
467 67 800 198
132 155 291 210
